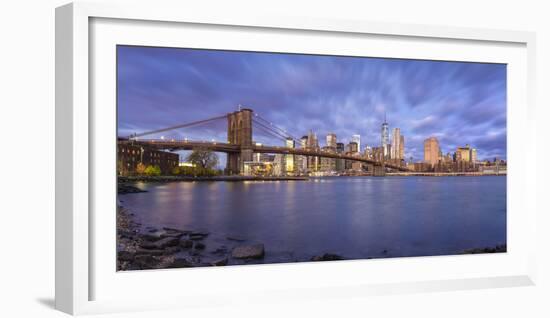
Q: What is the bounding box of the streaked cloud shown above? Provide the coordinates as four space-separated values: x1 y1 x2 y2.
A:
117 46 507 162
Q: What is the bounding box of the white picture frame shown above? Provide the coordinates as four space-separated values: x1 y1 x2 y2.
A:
55 1 537 315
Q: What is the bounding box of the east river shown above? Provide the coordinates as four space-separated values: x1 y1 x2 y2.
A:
121 176 506 264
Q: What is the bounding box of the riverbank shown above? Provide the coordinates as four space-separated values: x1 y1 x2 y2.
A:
118 175 309 183
116 200 351 270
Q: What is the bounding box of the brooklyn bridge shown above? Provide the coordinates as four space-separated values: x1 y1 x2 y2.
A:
118 108 411 175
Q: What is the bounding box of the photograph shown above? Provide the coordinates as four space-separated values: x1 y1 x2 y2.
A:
116 45 507 271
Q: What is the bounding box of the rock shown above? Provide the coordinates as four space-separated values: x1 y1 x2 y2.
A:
139 233 163 242
180 239 194 248
191 230 209 236
189 233 208 241
160 232 184 239
232 244 265 259
140 237 180 250
117 230 135 239
194 242 206 250
310 253 345 262
133 254 158 269
135 248 164 256
211 257 228 266
190 250 202 256
162 227 189 233
211 246 228 255
118 184 147 194
226 236 246 242
164 246 181 255
168 258 194 268
117 250 134 262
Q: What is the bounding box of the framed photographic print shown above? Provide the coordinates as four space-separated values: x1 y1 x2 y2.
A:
56 1 537 315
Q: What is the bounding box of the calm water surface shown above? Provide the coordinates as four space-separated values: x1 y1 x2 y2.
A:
121 176 506 263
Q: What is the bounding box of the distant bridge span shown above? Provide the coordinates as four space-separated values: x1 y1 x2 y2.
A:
119 139 409 172
122 107 411 174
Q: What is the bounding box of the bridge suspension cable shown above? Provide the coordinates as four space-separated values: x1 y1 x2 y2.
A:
253 113 302 145
128 114 228 139
252 119 295 142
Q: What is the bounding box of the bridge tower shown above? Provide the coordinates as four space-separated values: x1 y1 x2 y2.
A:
226 108 253 174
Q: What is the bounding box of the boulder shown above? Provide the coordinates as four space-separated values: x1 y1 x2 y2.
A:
189 234 208 241
211 257 228 266
117 250 134 262
194 242 206 250
180 239 194 248
140 237 180 250
162 227 185 233
135 248 164 256
211 246 228 255
191 230 209 236
163 246 181 255
169 258 193 268
139 232 163 242
160 232 184 239
133 254 158 269
232 244 265 259
226 236 246 242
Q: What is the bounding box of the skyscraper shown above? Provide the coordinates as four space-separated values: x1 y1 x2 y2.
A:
285 137 295 175
326 133 337 149
307 130 320 171
336 142 345 171
381 113 389 159
456 144 471 162
424 137 440 166
391 128 402 159
399 135 405 160
351 134 361 153
298 136 308 174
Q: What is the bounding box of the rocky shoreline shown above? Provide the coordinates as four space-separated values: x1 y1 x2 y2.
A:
117 204 296 271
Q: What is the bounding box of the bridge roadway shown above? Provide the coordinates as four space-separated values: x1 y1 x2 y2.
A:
120 139 410 171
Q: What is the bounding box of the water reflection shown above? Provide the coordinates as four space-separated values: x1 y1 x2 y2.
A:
122 176 506 261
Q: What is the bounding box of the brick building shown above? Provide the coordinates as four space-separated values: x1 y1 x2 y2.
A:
117 143 179 175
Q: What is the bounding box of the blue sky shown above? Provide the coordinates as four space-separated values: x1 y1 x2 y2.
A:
117 45 507 163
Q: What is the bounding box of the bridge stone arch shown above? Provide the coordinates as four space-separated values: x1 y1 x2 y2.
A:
226 108 253 174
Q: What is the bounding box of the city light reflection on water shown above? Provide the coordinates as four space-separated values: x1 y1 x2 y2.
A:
121 176 506 262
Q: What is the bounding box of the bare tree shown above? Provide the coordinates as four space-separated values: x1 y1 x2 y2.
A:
186 147 219 170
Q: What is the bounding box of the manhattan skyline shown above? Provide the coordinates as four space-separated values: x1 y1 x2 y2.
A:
117 45 507 162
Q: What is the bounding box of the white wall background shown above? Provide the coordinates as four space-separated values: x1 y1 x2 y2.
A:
0 0 547 317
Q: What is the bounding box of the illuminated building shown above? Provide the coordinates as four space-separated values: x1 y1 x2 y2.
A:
306 130 320 171
381 113 390 158
399 135 404 160
351 134 361 153
285 137 295 175
320 146 336 172
424 137 440 167
391 128 402 159
456 144 471 162
336 142 345 171
326 132 337 149
273 154 286 176
346 141 358 153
